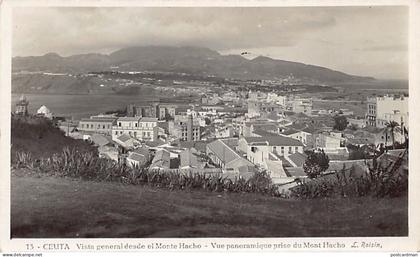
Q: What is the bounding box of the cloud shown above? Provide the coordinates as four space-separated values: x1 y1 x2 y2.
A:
11 6 408 79
12 7 338 56
354 44 407 52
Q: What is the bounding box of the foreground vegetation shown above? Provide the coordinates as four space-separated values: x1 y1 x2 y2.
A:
14 147 280 196
11 174 407 237
293 149 408 199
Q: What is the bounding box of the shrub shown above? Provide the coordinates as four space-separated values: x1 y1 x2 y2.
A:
12 147 282 197
291 149 408 199
333 115 348 131
303 149 330 178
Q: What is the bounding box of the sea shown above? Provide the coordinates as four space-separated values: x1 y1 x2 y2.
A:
11 94 160 120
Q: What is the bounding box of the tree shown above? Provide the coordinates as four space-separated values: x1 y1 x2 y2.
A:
204 117 211 125
333 115 348 131
164 113 174 121
347 144 370 160
384 121 401 149
303 149 330 179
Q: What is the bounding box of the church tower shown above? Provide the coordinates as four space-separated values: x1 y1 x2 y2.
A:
15 95 29 116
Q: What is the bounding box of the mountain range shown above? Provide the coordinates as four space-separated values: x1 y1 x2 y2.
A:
12 46 374 84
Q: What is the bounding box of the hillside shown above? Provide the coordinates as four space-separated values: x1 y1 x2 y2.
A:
11 115 96 160
12 46 374 84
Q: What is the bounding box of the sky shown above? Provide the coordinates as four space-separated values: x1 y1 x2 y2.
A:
12 6 408 80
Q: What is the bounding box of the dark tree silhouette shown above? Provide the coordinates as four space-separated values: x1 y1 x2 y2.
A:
333 115 348 131
303 149 330 179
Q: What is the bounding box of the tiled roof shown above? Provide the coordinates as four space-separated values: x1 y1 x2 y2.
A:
80 118 115 123
179 141 207 152
117 117 141 122
151 149 171 169
206 139 242 164
280 128 300 136
117 134 132 142
253 123 278 131
145 139 166 147
90 134 111 147
284 167 307 177
244 136 303 147
127 152 147 162
253 129 279 137
287 152 307 167
91 116 117 120
221 138 239 147
133 147 150 159
140 117 158 122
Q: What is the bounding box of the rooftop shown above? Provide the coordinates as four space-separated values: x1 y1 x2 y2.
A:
140 117 158 122
287 152 307 167
243 136 303 147
206 139 243 164
80 118 116 123
253 129 279 137
117 134 132 143
280 128 300 136
127 152 148 162
284 167 307 177
145 139 166 147
90 134 112 147
117 117 141 122
151 149 171 169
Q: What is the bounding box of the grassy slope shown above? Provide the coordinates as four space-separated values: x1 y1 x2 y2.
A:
11 116 96 160
11 174 407 238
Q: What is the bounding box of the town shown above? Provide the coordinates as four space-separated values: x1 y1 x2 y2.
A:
14 85 409 195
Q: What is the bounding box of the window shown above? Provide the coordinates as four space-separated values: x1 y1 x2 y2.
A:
118 122 121 127
103 125 105 129
81 124 84 128
251 146 257 153
288 147 292 153
91 124 93 129
295 147 298 152
281 147 284 154
115 131 117 135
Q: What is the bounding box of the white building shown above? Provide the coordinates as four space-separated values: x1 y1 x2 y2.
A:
37 105 53 119
238 136 304 167
367 95 408 128
112 117 159 141
290 98 313 115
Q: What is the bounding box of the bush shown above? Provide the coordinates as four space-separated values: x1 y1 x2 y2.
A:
333 115 348 131
290 150 408 199
13 147 282 197
303 149 330 178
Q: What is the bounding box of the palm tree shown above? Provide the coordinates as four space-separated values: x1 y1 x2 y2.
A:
385 121 401 149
